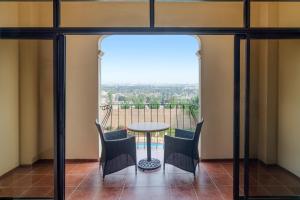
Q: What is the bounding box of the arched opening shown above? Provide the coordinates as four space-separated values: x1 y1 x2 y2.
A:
98 35 202 121
97 35 202 154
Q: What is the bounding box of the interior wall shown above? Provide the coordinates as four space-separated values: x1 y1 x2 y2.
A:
200 36 234 159
156 2 243 27
0 5 19 176
0 40 19 176
276 2 300 177
66 35 99 160
38 40 54 159
278 40 300 177
61 2 149 27
19 40 39 165
0 2 19 27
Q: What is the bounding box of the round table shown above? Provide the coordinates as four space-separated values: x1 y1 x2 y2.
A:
127 122 169 170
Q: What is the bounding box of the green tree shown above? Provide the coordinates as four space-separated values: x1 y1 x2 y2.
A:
165 96 177 109
149 96 160 109
132 95 145 109
121 101 130 109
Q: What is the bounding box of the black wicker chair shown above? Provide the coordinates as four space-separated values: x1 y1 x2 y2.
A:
164 120 204 176
95 120 137 179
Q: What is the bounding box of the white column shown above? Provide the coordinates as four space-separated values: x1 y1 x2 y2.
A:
98 50 104 120
196 49 202 120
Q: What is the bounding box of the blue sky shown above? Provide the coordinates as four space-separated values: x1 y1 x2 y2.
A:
101 35 199 84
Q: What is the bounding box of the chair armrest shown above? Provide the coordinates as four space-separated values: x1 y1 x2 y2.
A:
105 135 136 160
175 129 194 139
164 135 194 157
104 129 127 141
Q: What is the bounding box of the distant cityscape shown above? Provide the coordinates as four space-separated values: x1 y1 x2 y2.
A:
101 84 199 106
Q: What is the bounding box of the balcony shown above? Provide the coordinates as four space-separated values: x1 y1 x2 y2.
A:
100 103 199 147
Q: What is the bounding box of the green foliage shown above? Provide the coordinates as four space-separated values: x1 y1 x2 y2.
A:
132 95 145 109
148 96 160 109
120 101 130 109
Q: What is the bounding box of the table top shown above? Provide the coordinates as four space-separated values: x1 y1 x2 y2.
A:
127 122 169 133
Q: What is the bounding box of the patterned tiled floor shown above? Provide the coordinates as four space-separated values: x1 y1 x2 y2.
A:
1 149 300 199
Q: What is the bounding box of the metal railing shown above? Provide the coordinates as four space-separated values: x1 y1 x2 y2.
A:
100 103 199 148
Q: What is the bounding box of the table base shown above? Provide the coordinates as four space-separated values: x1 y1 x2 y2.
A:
138 158 161 170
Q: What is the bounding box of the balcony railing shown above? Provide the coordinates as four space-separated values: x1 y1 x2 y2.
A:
100 103 199 148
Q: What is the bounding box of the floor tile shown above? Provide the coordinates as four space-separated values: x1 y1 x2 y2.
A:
65 174 86 187
125 173 169 187
170 187 198 200
121 187 170 200
195 185 223 200
248 186 270 196
265 186 294 196
21 187 52 198
1 149 300 199
209 173 233 187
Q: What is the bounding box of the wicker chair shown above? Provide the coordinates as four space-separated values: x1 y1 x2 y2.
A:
95 120 137 179
164 120 204 176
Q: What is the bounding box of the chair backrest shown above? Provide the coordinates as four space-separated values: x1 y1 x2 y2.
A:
193 119 204 157
95 120 105 148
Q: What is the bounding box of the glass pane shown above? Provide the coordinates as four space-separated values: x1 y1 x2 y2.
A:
0 39 54 199
156 1 243 27
61 1 149 27
251 2 300 27
247 39 300 198
0 2 52 27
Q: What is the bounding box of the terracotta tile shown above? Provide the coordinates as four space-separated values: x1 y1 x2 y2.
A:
125 173 169 187
67 162 98 174
77 174 103 188
65 174 86 187
68 187 100 200
221 164 233 176
30 164 53 175
34 175 54 187
12 174 44 187
79 174 125 188
170 187 197 200
10 166 33 175
210 173 233 187
21 187 52 198
168 173 195 188
271 171 300 186
239 174 258 186
121 187 170 200
2 150 300 199
193 170 214 187
93 187 122 200
0 187 27 197
0 174 27 187
287 186 300 195
195 185 223 200
265 186 294 196
65 187 76 199
201 162 227 175
248 186 270 196
218 186 233 200
255 174 282 186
